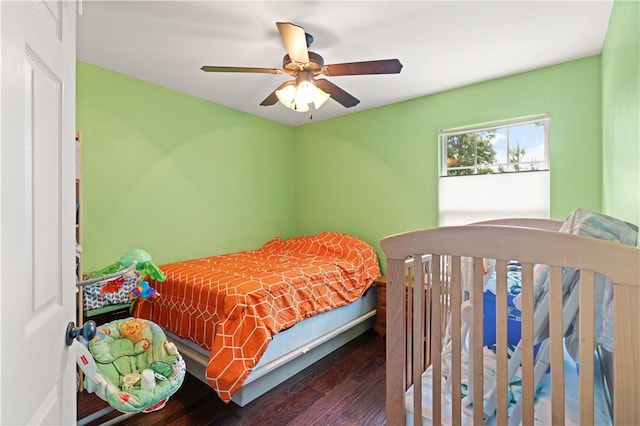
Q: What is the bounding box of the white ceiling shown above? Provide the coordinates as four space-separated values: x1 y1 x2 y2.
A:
76 1 614 127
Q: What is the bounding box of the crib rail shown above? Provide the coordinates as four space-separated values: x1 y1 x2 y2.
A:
382 222 639 426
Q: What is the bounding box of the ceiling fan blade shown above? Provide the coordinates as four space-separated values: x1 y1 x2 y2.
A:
314 79 360 108
276 22 309 66
260 91 279 106
201 66 283 74
260 81 292 106
321 59 403 76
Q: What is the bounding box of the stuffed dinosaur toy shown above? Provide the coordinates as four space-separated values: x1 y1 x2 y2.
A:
91 249 166 282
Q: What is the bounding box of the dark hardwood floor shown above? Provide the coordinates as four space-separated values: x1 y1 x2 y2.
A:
77 329 386 425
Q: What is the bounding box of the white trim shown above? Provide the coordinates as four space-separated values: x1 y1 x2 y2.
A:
439 113 550 137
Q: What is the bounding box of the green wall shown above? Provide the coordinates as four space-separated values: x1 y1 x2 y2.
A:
77 62 295 271
295 57 603 267
78 54 610 272
602 0 640 229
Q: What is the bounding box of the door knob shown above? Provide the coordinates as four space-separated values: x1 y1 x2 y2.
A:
65 321 97 346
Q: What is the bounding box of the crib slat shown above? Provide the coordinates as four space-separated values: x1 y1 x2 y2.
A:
431 255 442 424
406 266 413 388
472 257 484 421
442 257 451 347
412 256 424 426
495 260 509 425
425 260 433 369
578 270 595 426
450 256 462 426
385 259 407 425
549 265 565 425
520 263 535 424
614 282 640 425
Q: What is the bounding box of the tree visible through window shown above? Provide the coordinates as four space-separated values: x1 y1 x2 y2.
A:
442 115 549 176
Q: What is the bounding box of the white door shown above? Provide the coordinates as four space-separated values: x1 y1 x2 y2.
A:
1 1 76 424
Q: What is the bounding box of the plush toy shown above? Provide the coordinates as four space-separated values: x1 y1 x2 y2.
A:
119 319 148 343
92 249 166 282
130 281 160 299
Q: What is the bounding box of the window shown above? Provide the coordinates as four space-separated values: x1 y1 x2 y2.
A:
441 114 549 176
438 114 550 226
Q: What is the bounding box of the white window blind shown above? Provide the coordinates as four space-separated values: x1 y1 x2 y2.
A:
438 170 550 226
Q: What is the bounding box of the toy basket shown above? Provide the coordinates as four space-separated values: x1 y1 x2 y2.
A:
82 268 140 312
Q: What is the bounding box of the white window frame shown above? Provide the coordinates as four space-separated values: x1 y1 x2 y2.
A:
440 114 550 177
438 114 551 226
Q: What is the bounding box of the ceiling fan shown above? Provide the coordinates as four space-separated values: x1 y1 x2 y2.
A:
201 22 403 113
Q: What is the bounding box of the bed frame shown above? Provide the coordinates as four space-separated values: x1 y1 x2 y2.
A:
167 287 377 406
381 218 639 425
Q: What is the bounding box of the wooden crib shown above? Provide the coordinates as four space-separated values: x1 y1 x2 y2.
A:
381 217 639 425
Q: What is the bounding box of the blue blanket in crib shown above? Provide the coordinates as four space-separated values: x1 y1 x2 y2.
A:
513 208 638 358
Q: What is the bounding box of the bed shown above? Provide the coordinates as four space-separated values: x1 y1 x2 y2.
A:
133 231 380 405
381 209 639 425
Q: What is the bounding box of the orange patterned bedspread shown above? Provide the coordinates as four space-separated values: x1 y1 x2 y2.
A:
134 232 380 402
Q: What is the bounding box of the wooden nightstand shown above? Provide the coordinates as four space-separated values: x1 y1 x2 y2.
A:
373 276 387 336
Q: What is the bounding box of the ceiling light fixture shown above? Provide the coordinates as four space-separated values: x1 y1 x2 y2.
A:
275 70 330 113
